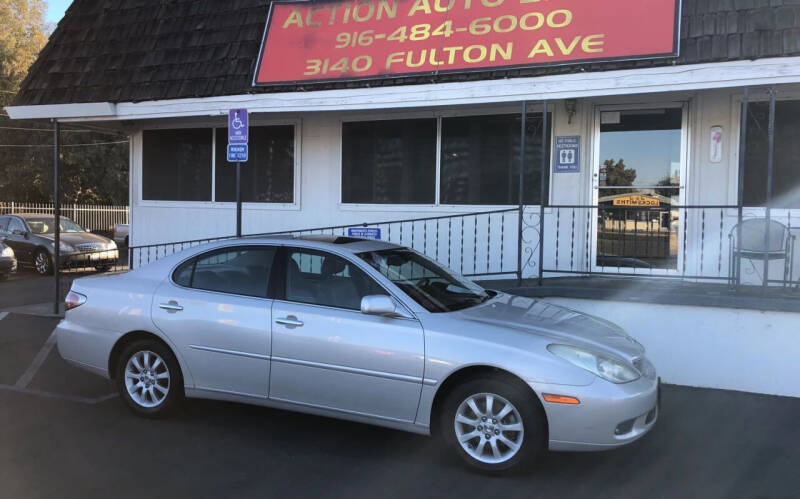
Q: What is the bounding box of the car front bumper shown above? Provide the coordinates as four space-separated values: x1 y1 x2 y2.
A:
531 372 660 451
59 250 119 267
0 257 17 274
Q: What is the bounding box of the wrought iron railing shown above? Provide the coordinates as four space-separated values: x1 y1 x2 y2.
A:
44 204 798 304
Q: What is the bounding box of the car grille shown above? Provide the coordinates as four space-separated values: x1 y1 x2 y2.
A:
75 242 106 252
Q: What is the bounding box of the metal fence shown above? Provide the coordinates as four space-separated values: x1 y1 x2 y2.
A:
128 208 526 279
124 205 799 289
36 204 798 307
540 205 799 287
0 202 129 232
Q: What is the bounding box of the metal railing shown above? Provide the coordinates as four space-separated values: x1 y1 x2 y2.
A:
0 202 129 232
44 205 798 304
128 208 526 279
540 204 798 288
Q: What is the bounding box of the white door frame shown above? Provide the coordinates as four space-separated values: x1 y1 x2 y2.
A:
589 101 690 276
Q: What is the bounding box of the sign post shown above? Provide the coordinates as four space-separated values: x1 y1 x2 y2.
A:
228 109 248 237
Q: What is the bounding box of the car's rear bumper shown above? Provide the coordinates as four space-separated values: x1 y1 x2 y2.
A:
55 318 119 378
531 372 660 452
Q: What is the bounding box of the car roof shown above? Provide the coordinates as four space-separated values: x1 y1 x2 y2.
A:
235 234 403 253
12 213 74 220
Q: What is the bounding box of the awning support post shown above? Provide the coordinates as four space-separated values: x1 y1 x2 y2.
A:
516 101 526 286
735 86 748 291
53 120 61 315
763 85 776 291
538 100 548 286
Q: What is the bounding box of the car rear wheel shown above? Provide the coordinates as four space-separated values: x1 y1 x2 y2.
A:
34 250 52 275
440 375 547 473
115 339 183 418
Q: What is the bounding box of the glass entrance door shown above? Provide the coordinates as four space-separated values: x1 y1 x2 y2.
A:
593 106 686 271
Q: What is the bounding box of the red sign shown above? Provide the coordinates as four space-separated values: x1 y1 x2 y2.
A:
254 0 680 85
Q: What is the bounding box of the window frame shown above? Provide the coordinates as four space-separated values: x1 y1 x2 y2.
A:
137 119 302 211
736 94 800 209
337 105 554 212
170 244 279 299
273 246 398 313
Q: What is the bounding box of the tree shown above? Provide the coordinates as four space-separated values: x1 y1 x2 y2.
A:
0 0 129 205
0 0 48 106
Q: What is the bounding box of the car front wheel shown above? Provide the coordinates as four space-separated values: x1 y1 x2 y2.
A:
34 250 52 275
115 340 183 418
440 375 547 472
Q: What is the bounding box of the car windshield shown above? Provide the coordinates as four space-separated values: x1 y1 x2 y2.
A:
357 248 491 313
26 218 85 234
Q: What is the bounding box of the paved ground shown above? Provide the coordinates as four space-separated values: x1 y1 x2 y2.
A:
0 312 799 498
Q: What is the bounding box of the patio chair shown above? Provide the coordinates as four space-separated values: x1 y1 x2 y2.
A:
728 218 796 287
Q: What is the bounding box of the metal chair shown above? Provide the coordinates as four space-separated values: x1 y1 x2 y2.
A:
728 218 796 287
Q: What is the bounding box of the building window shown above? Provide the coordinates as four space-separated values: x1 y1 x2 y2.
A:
341 119 437 204
341 113 552 206
215 126 295 203
440 113 551 205
143 129 212 201
743 100 800 208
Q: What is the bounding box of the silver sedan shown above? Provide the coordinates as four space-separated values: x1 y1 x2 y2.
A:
56 235 659 472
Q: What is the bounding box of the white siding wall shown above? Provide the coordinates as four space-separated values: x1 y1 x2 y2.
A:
546 297 800 398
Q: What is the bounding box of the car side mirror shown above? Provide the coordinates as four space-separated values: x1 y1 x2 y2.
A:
12 229 27 238
361 295 401 317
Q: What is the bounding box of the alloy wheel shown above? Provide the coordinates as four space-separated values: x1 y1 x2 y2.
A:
124 350 171 408
35 252 50 275
454 392 525 465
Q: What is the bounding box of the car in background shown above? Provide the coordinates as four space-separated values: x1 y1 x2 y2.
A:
0 214 118 275
113 224 129 247
56 235 659 472
0 242 16 279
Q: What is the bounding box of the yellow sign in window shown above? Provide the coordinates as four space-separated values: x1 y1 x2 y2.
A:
612 195 660 207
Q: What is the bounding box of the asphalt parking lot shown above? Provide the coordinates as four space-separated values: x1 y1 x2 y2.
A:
1 280 799 498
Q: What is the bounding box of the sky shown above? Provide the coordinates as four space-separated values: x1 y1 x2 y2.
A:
45 0 72 24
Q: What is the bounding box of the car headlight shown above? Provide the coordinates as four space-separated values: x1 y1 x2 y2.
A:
1 246 13 257
547 344 640 384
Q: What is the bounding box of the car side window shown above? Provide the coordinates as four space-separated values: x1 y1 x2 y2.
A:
7 218 25 234
172 246 276 298
285 248 387 310
0 217 8 233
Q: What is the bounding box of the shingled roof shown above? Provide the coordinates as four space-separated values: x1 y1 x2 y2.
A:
12 0 800 106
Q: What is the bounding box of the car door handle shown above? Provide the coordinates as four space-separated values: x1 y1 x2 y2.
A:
159 301 183 312
275 316 303 327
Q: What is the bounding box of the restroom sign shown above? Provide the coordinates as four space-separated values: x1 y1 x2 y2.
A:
555 136 581 173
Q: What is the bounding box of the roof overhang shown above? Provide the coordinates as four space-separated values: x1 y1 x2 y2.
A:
6 56 800 123
5 102 116 120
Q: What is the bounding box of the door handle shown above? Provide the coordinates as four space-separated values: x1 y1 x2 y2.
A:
275 316 303 327
159 301 183 312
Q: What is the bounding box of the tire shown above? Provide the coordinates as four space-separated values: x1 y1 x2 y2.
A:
0 273 7 281
439 375 547 473
34 249 53 275
115 339 184 418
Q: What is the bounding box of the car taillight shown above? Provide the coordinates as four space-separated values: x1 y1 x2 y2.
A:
65 291 87 311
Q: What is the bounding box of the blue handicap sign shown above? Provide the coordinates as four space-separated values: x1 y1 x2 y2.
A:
347 227 382 240
227 144 248 162
228 109 248 144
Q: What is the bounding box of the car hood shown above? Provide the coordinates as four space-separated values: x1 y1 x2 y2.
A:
37 232 112 247
454 293 644 362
